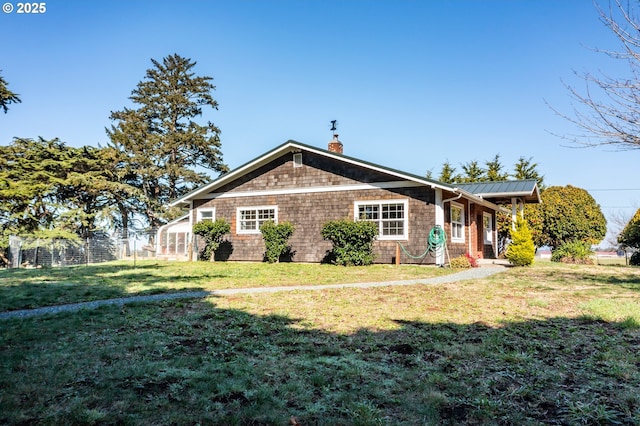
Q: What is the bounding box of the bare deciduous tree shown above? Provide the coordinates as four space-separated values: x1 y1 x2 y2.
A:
552 0 640 150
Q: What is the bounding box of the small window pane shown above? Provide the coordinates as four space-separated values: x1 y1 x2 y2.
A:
359 205 379 220
451 207 462 222
383 220 404 235
200 210 213 222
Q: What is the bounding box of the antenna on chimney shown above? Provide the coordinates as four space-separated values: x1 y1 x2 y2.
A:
327 120 343 154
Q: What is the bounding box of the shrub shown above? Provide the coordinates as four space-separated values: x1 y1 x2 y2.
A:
619 208 640 252
629 250 640 266
505 216 535 266
465 252 478 268
449 255 472 269
193 219 230 262
321 220 378 266
260 221 295 263
551 241 594 264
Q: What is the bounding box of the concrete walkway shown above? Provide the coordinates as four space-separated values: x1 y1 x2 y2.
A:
0 265 507 320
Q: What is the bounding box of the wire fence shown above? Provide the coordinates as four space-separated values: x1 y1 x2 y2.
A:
6 231 159 269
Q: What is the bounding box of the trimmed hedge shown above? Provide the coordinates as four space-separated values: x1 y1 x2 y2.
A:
321 220 378 266
260 221 295 263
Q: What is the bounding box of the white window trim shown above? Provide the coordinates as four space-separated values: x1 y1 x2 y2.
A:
483 212 493 244
450 201 465 243
196 207 216 222
354 199 409 240
236 205 278 234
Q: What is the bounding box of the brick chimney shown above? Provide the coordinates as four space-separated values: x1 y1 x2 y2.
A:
328 133 343 154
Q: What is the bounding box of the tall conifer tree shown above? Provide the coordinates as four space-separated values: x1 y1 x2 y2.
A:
0 71 21 114
107 54 228 232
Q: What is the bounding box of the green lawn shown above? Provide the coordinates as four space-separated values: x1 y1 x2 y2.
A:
0 262 639 425
0 260 452 312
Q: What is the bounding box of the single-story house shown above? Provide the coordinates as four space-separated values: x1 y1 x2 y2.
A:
157 137 540 264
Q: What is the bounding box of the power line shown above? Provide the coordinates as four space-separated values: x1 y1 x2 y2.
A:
587 188 640 191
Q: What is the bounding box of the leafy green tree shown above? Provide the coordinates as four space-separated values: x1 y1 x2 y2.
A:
536 185 606 249
0 71 21 114
505 216 535 266
618 208 640 252
485 154 509 181
107 53 228 232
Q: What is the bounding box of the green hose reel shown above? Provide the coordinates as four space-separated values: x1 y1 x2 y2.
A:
397 225 447 261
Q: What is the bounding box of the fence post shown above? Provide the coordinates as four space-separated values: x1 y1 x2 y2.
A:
34 239 40 268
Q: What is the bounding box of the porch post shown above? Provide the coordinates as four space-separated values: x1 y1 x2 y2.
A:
435 189 445 265
511 197 517 230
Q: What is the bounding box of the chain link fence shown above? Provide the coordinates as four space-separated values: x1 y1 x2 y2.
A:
6 230 159 269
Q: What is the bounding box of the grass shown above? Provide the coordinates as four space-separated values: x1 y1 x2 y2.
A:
0 260 452 311
0 261 639 424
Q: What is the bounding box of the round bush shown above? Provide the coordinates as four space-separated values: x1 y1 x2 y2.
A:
551 241 593 264
449 255 472 269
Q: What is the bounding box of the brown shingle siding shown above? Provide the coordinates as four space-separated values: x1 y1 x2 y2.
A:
192 152 440 264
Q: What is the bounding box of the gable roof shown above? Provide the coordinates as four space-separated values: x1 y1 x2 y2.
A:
170 140 508 212
456 179 541 204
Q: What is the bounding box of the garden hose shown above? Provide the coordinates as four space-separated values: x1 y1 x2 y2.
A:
397 225 447 260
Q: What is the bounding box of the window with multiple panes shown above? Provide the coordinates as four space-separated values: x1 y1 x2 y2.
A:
237 206 277 234
355 200 408 240
162 231 189 255
450 202 464 242
483 212 493 244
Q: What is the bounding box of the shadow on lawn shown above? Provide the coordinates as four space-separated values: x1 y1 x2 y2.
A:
1 297 638 425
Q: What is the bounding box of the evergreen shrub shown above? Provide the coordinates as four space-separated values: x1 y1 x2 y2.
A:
505 216 535 266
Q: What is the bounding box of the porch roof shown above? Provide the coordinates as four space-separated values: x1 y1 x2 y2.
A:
456 179 541 204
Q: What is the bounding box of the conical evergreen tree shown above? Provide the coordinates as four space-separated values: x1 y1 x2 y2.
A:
505 216 535 266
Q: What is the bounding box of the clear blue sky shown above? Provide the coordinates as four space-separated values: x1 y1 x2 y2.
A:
1 0 638 244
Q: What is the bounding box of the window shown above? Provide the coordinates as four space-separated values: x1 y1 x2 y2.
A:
162 231 190 255
197 208 215 222
237 206 277 234
293 153 303 167
450 202 464 242
355 200 408 240
483 212 493 244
